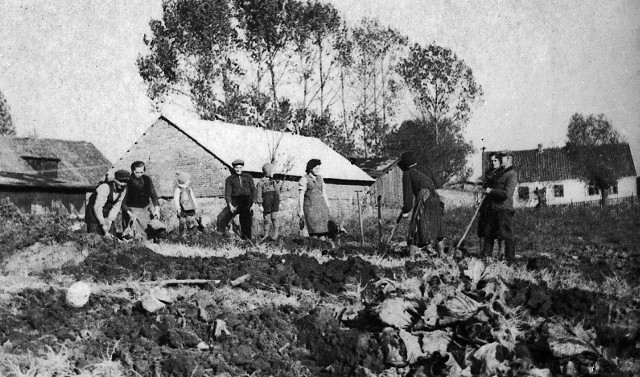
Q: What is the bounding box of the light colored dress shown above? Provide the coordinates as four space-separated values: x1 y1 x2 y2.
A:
299 174 330 235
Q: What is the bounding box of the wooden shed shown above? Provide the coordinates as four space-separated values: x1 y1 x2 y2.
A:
0 136 111 215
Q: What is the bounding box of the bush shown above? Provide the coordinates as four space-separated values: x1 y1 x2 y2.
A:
0 198 80 262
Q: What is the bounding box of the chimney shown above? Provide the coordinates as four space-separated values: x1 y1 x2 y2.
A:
537 143 543 154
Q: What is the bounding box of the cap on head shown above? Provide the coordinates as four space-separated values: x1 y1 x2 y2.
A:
177 171 191 185
500 150 513 158
114 169 130 182
262 163 274 177
232 159 245 167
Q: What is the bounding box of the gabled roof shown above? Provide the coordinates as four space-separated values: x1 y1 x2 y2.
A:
350 157 399 178
484 143 637 182
161 110 374 183
0 136 110 187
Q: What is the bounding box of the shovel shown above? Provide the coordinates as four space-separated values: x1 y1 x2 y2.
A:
455 196 485 251
386 211 405 245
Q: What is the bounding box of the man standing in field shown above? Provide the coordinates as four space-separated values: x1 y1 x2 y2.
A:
482 151 518 262
222 159 256 240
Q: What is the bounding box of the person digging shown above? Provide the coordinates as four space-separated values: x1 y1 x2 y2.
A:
397 151 445 256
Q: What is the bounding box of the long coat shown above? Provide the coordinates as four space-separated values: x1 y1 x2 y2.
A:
402 167 444 247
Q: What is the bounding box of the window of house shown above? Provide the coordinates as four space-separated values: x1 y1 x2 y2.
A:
518 186 529 201
22 157 60 179
553 184 564 197
587 182 600 196
610 183 618 195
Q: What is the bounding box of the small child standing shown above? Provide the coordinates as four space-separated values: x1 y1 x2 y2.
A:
255 163 280 241
173 172 198 237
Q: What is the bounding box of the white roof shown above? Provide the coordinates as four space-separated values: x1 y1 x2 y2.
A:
161 109 374 183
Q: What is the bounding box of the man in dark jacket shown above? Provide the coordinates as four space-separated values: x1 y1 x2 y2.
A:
482 151 518 262
221 159 256 239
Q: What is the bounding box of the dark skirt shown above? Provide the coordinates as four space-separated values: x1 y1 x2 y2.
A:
408 189 444 247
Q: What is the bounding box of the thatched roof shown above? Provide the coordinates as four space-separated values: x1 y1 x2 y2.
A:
0 136 110 189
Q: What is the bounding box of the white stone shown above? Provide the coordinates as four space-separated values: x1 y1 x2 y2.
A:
66 281 91 308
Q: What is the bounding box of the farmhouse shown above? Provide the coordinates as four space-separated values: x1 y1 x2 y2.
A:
113 110 374 218
352 156 477 210
483 144 638 208
0 136 111 215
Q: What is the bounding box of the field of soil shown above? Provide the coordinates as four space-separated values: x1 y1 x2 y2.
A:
1 199 639 376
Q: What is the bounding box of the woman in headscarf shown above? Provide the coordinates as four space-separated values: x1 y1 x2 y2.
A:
398 151 445 254
122 161 160 240
298 159 331 240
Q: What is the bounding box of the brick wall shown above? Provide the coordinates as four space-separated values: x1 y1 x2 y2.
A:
113 118 229 198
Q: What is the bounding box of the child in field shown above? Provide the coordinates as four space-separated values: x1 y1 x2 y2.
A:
255 163 280 241
173 172 199 238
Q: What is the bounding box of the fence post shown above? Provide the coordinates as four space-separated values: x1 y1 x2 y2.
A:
356 191 364 248
377 195 382 252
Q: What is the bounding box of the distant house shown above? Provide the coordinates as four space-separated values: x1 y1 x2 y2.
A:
113 110 374 218
0 136 111 215
351 157 477 210
483 144 638 207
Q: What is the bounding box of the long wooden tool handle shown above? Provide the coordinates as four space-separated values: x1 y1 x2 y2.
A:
386 211 404 244
456 196 485 249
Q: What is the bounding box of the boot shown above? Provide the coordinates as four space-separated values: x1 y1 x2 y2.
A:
262 219 271 241
504 239 516 263
270 217 279 240
437 240 446 257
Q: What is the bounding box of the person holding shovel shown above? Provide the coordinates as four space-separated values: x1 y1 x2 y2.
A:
398 151 445 255
477 153 503 254
482 151 518 263
122 161 160 241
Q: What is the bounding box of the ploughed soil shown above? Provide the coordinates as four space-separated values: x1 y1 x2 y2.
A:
2 199 640 376
1 232 639 377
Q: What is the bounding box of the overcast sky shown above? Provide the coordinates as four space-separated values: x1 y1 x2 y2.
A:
1 0 639 178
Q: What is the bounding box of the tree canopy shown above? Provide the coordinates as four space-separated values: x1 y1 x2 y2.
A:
138 0 483 178
397 43 483 129
385 118 473 184
566 113 621 146
0 90 15 136
565 113 625 205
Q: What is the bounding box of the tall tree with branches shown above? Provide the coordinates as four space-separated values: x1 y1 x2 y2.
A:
397 43 483 143
347 18 407 157
235 0 300 129
137 0 243 121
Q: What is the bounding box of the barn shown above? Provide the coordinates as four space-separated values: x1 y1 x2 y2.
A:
113 110 374 220
483 143 638 207
0 136 111 215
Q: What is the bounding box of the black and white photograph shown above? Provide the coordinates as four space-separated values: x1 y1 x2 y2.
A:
1 0 639 375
